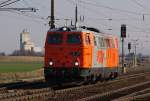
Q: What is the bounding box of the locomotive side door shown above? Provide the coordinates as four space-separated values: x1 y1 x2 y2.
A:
83 33 93 67
93 36 104 68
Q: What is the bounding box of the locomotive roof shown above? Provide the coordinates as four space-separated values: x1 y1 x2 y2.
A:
48 26 117 38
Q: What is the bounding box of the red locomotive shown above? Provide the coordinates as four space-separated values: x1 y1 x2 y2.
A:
44 26 119 83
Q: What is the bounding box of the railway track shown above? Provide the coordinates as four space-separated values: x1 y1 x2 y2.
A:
0 71 148 93
0 71 149 101
118 93 150 101
78 80 150 101
48 72 150 101
0 79 46 94
112 86 150 101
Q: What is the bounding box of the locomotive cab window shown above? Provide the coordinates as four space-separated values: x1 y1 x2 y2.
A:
105 38 111 48
47 34 63 44
110 39 115 48
85 33 91 45
67 34 81 44
98 37 105 47
94 36 97 46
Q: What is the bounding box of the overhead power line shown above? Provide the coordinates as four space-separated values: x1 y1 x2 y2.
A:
0 0 21 8
66 0 110 19
79 0 143 15
0 0 40 20
130 0 150 12
0 7 37 12
0 0 12 6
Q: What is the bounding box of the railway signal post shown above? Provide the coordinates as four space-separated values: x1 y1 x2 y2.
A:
128 42 131 67
133 40 138 67
128 42 131 53
121 24 126 73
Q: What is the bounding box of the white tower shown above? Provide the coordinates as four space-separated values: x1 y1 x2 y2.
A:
20 29 34 51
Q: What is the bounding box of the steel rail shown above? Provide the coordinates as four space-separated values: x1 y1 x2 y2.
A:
112 87 150 101
117 93 150 101
77 80 150 101
0 72 150 101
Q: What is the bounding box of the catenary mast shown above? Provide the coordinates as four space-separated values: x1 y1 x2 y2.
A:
50 0 55 29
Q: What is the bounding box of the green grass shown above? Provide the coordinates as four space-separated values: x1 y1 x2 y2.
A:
0 62 43 73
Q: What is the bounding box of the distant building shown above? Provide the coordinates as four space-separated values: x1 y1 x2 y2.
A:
20 29 35 51
20 29 43 53
33 47 42 53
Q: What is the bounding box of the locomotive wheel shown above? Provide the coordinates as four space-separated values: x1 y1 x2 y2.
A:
97 74 102 81
83 76 90 85
44 75 50 82
114 72 118 78
109 72 114 80
91 75 97 84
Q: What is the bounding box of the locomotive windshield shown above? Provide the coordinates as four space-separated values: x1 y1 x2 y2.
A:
67 34 81 44
47 34 63 44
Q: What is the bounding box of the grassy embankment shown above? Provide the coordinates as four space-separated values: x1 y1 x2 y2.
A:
0 56 44 73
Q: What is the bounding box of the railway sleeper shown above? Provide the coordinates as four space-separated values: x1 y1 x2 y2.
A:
77 80 150 101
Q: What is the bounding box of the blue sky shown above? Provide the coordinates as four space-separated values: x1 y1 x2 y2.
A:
0 0 150 54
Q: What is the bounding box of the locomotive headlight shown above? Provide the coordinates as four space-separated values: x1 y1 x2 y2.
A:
63 27 67 31
75 61 79 66
49 61 53 66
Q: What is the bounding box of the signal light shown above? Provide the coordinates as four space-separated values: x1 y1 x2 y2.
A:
121 24 126 38
128 43 131 50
